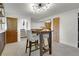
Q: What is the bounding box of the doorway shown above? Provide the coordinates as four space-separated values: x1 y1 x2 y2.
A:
53 17 60 43
6 17 17 43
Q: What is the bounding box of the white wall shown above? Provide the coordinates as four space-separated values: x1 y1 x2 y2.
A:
18 17 31 41
53 9 78 48
31 21 44 29
27 18 31 30
18 18 31 30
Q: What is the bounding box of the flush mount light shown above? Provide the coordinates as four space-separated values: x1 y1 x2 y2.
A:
30 3 53 14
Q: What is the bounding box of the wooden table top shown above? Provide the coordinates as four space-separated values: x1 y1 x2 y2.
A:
32 29 53 34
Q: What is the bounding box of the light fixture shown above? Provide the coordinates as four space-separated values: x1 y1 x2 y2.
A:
31 3 53 14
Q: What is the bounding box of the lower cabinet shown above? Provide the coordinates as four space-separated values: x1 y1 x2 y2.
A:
0 32 5 55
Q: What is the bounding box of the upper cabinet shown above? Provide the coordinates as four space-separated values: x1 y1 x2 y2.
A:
0 3 6 32
0 3 5 17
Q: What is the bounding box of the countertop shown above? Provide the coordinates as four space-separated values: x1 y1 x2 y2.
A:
0 30 6 33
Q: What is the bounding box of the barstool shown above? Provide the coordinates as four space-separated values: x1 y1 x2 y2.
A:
25 30 39 56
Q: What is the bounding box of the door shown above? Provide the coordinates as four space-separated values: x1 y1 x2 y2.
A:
6 17 17 43
53 17 60 43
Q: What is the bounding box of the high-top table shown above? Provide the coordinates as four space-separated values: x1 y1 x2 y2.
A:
32 29 52 56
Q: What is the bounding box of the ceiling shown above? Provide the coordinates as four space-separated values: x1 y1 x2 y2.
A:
3 3 79 21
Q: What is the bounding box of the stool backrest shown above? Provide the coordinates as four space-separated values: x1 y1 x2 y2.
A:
27 30 33 41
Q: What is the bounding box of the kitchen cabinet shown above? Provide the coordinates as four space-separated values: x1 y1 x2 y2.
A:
0 32 5 55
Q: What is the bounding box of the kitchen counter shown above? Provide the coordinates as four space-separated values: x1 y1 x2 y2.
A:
0 29 6 33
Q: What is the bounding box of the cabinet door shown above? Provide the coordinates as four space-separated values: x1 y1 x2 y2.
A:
0 32 5 55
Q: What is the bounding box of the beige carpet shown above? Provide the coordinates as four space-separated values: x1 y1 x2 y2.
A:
2 38 79 56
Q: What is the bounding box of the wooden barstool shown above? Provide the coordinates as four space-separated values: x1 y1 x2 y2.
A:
25 30 39 56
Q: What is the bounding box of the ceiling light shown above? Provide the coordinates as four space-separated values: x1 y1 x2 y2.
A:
30 3 53 14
